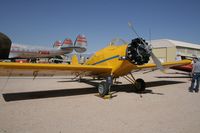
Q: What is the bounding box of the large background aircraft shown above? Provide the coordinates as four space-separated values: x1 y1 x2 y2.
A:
0 32 87 62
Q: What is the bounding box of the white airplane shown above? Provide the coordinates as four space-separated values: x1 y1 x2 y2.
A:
0 32 87 62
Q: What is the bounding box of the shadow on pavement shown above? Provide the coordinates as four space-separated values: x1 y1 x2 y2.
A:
2 80 186 102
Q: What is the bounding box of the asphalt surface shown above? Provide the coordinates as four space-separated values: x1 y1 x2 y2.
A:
0 70 200 133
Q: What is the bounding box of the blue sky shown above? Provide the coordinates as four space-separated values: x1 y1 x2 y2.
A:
0 0 200 53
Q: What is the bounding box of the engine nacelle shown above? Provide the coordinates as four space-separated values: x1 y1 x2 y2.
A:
126 38 150 65
0 32 12 59
74 34 87 53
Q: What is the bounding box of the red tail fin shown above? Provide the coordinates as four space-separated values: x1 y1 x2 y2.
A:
60 38 73 53
74 34 87 53
62 38 73 48
53 40 62 49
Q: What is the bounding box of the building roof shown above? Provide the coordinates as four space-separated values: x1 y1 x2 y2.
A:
150 39 200 49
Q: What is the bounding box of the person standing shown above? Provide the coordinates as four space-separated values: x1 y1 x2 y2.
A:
189 57 200 93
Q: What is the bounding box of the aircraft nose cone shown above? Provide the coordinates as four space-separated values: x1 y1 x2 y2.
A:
0 32 12 59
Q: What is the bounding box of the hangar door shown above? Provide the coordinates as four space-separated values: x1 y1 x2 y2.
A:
152 47 167 62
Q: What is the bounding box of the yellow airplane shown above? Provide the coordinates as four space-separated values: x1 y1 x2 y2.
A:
0 37 191 97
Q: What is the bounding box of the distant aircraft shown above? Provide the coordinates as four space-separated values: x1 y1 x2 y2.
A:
74 34 87 53
171 64 192 72
0 32 87 62
170 55 193 72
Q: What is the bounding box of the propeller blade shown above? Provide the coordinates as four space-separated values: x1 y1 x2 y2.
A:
128 22 141 39
128 21 165 72
150 52 164 71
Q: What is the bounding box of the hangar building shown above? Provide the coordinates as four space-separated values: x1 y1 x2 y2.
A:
150 39 200 62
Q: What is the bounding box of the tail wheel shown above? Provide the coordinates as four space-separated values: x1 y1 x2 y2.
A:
98 81 110 97
135 78 146 92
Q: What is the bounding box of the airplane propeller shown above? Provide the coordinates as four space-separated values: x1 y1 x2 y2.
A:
128 22 164 71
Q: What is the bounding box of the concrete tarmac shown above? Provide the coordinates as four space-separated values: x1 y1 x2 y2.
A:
0 70 200 133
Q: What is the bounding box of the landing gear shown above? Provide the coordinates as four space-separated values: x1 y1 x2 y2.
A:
123 73 146 92
97 74 146 97
48 56 63 63
29 58 37 63
135 78 146 92
98 81 110 97
98 76 112 97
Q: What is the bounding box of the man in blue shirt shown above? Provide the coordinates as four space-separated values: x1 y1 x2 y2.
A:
189 57 200 93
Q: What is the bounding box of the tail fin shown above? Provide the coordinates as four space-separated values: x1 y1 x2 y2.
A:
60 38 73 54
74 34 87 53
71 55 79 65
61 38 73 49
53 40 62 49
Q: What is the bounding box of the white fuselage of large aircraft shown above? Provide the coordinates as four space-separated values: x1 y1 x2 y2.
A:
9 43 72 59
8 34 87 59
0 33 87 60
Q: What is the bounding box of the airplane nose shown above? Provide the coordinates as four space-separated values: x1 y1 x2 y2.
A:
0 32 12 59
126 38 150 65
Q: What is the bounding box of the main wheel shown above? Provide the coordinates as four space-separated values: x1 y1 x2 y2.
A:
98 81 109 97
135 78 146 92
54 56 63 63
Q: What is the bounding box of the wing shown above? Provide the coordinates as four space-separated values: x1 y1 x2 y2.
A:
135 59 192 71
0 62 112 77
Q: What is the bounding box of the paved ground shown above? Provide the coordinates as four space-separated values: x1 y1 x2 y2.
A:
0 70 200 133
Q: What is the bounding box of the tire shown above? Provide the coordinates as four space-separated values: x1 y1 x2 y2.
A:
135 78 146 92
98 81 109 97
54 56 63 63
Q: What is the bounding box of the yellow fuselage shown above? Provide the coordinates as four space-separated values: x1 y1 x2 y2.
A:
85 44 137 77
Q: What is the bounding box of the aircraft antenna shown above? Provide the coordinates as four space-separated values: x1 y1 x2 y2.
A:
148 28 153 52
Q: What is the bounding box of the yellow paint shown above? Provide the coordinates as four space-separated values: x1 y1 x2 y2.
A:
85 44 135 77
95 92 116 99
71 55 79 65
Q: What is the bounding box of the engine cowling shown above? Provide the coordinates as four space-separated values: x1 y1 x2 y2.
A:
126 38 150 65
0 32 12 59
